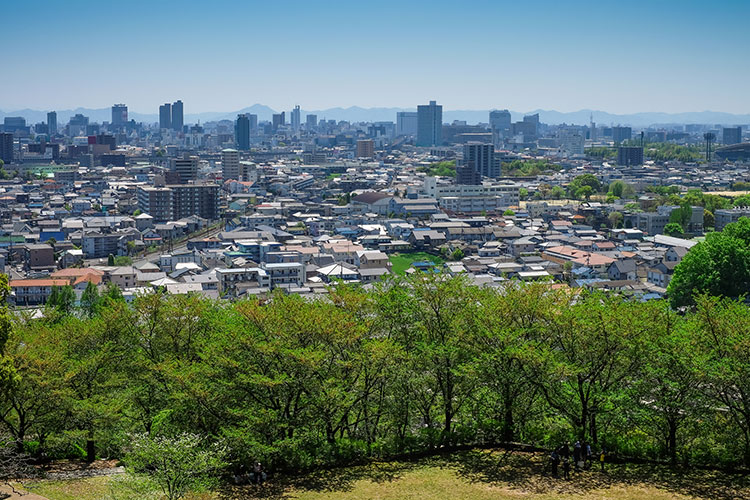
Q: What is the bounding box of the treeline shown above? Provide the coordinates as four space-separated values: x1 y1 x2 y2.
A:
3 276 750 472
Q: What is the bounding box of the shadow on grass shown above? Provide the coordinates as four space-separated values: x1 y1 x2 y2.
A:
449 449 750 500
217 449 750 500
218 459 423 499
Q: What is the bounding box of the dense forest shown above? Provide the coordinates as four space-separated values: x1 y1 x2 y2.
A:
2 273 750 481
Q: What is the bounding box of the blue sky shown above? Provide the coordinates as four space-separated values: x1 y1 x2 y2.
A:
3 0 749 114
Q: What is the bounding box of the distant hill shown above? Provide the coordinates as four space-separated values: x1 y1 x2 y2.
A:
1 105 749 127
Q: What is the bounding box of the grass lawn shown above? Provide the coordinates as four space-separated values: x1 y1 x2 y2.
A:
18 450 750 500
389 251 445 275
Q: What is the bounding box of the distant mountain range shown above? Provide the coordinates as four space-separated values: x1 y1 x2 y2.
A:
1 105 749 127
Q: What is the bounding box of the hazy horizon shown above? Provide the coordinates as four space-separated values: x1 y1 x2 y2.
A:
3 0 749 114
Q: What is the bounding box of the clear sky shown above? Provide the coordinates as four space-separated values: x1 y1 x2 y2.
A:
3 0 749 114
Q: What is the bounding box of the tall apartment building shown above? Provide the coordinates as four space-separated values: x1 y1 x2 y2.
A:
222 148 241 180
169 155 198 182
723 126 742 145
111 104 128 128
417 101 442 147
0 133 13 164
137 186 173 222
159 103 172 129
463 142 498 179
47 111 57 135
612 126 632 143
171 100 184 131
397 111 418 136
169 184 220 220
272 112 285 131
138 184 219 221
356 139 375 158
235 114 250 150
617 146 644 166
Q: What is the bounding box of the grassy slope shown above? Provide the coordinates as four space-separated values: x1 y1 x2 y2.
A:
389 252 445 275
23 450 750 500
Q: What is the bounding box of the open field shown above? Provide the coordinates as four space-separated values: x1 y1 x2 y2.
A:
18 450 750 500
388 251 445 275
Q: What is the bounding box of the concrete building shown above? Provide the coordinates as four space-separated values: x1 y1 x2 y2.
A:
169 155 198 183
356 139 375 158
306 114 317 130
82 233 119 258
291 105 301 132
715 207 750 230
171 100 184 132
137 186 173 222
159 103 172 129
612 126 632 143
235 115 250 150
417 101 442 147
617 146 644 166
169 184 220 220
111 104 128 128
463 142 498 179
0 133 13 164
489 109 511 141
396 111 418 136
47 111 57 135
723 126 742 145
222 148 241 181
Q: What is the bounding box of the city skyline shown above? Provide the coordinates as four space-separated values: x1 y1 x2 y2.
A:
3 0 749 114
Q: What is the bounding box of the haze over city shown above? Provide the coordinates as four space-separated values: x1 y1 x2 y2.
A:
3 0 750 114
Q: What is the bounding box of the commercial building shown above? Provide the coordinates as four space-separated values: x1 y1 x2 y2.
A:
291 105 301 132
612 126 632 143
416 101 442 147
171 100 184 131
169 155 198 183
47 111 57 135
356 139 375 158
306 114 317 130
159 103 172 129
396 111 418 136
723 126 742 145
235 114 250 150
423 177 520 206
272 112 285 131
111 104 128 128
715 207 750 230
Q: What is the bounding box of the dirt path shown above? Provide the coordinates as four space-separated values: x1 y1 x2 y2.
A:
0 484 49 500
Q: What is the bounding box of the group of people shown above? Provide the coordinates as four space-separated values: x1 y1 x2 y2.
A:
232 461 267 486
548 441 605 479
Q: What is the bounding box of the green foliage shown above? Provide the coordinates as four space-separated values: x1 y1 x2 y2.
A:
733 193 750 207
450 248 464 261
501 160 560 177
668 217 750 308
585 147 616 160
625 141 703 163
419 160 456 177
568 174 601 200
663 222 685 237
113 256 133 266
80 282 100 319
107 254 115 266
608 180 635 200
132 209 142 217
46 286 75 316
731 181 750 191
503 209 515 216
518 188 528 200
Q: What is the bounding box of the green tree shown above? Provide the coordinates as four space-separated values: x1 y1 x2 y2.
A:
47 285 75 316
108 254 115 266
663 222 685 237
519 188 529 200
576 185 594 201
125 433 226 500
503 209 515 216
568 174 602 198
608 211 623 229
80 281 100 318
550 186 565 199
450 248 464 261
668 218 750 308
